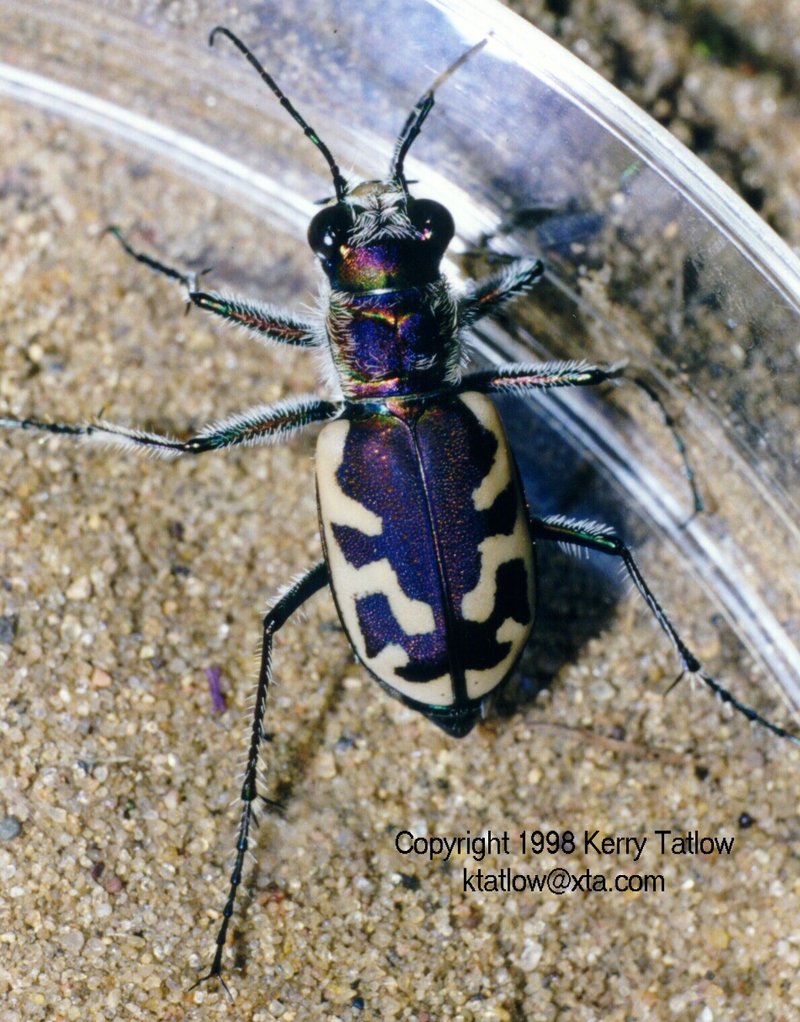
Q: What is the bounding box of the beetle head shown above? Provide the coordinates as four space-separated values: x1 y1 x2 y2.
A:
307 181 454 292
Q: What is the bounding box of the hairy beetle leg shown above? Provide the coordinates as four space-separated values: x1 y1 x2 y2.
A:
532 513 800 746
0 398 342 457
461 358 626 396
192 561 329 994
107 226 319 346
459 257 545 326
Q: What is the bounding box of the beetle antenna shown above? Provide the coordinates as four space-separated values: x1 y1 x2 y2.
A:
209 26 349 202
391 37 489 193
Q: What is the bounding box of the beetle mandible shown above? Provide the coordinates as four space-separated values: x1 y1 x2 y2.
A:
2 27 798 993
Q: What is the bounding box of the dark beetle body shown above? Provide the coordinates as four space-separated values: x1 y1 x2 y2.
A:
308 178 537 736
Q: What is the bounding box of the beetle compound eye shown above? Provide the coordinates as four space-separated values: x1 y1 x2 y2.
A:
407 198 455 249
307 205 351 256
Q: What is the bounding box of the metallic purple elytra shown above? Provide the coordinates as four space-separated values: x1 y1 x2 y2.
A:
3 26 798 995
317 392 535 735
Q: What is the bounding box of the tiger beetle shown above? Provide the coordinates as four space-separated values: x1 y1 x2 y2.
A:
2 26 798 995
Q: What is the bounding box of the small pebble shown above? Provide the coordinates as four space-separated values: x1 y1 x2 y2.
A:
0 615 18 644
90 666 113 688
0 817 22 841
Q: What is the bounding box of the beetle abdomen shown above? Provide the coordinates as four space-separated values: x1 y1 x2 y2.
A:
316 392 535 717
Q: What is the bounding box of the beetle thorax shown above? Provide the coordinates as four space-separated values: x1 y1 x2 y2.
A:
310 181 461 399
325 279 460 399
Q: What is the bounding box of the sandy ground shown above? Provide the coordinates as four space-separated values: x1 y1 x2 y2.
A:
1 3 799 1020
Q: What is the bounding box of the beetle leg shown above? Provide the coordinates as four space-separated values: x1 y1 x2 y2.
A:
629 374 704 520
460 359 626 395
0 396 342 458
108 227 319 346
193 561 330 996
531 513 800 746
458 257 544 326
188 291 320 347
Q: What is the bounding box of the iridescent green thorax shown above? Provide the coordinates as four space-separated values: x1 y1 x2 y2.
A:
331 239 445 292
